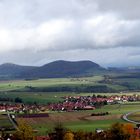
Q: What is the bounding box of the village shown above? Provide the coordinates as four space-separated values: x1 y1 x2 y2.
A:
0 94 140 113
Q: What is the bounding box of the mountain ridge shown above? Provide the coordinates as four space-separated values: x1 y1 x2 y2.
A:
0 60 105 79
22 60 106 78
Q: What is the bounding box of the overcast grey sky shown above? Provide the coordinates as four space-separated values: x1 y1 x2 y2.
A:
0 0 140 67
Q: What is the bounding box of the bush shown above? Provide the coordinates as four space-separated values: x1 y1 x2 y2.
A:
91 112 109 116
15 97 23 103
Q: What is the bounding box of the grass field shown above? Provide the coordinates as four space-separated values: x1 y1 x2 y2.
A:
0 76 103 91
1 91 140 104
16 103 140 135
0 114 13 129
0 74 139 93
127 111 140 122
0 92 65 104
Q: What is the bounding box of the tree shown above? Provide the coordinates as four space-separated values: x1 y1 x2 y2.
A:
13 119 35 140
109 123 126 140
49 122 66 140
74 131 86 140
63 131 74 140
136 124 140 129
122 123 136 140
109 123 137 140
15 97 23 103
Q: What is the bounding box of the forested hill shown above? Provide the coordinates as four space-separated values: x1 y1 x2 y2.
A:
0 60 106 79
22 60 106 78
0 63 36 78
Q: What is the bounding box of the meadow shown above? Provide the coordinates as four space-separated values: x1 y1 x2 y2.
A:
16 102 140 135
0 114 13 129
1 91 140 104
0 76 103 91
0 74 139 93
127 111 140 122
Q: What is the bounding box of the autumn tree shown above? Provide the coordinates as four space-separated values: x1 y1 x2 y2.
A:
108 123 137 140
63 131 74 140
123 123 137 140
13 119 35 140
74 131 86 140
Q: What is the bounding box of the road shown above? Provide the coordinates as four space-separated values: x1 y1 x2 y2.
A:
7 111 19 131
122 110 140 124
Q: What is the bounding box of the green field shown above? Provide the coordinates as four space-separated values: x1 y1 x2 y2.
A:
0 75 111 104
1 91 140 104
0 92 65 104
0 74 139 93
0 114 13 129
127 111 140 122
0 76 103 91
16 103 140 135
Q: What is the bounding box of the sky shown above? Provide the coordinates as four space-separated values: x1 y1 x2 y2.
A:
0 0 140 67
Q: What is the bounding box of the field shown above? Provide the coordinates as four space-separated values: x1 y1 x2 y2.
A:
0 90 139 135
16 102 140 135
1 91 140 104
127 111 140 122
0 74 139 105
0 76 103 91
0 73 139 93
0 92 65 104
0 114 13 129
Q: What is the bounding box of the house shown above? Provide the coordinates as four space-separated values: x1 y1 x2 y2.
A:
83 106 95 110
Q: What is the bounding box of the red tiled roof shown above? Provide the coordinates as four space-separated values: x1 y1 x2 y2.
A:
36 136 50 140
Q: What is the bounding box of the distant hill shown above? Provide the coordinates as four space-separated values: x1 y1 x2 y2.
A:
0 63 36 79
0 60 106 79
22 60 106 78
108 66 140 73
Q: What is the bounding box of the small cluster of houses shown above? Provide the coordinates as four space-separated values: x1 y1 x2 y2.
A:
0 103 47 114
106 94 140 103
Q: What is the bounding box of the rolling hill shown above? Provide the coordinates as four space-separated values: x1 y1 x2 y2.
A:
0 60 106 79
0 63 36 79
22 60 106 78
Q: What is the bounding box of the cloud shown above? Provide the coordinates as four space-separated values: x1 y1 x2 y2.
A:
0 14 139 53
0 0 139 66
83 0 140 20
0 19 74 52
84 15 140 48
